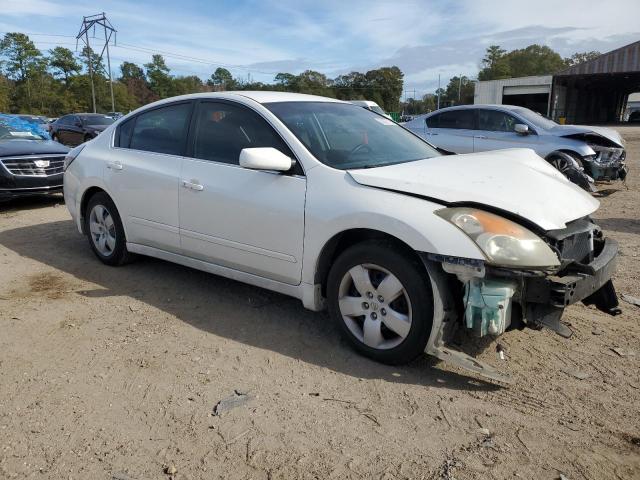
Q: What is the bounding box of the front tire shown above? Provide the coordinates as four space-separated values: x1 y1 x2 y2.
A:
327 241 434 365
85 192 133 266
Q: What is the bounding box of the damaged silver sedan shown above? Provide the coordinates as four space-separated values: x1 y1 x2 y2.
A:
403 104 628 191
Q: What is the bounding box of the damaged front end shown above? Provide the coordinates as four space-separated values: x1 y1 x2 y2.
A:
563 132 628 182
423 209 620 383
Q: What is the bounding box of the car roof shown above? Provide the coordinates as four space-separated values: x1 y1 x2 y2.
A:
149 91 347 105
428 104 524 114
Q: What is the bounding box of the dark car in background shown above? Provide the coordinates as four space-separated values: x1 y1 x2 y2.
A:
0 114 70 200
50 113 114 146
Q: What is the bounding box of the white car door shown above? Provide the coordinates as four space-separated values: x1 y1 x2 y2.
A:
106 101 193 253
179 100 306 285
473 109 538 152
425 109 475 153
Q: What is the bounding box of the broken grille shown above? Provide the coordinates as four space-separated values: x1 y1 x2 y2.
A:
559 230 593 263
0 155 66 177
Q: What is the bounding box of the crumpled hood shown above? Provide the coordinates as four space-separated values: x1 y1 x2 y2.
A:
0 139 69 157
550 124 624 147
348 148 600 231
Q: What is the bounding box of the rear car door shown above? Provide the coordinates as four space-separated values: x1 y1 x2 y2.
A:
106 101 193 253
473 109 538 152
179 100 306 285
425 110 475 153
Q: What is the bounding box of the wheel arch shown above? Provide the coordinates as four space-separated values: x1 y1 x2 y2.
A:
79 185 125 236
314 228 425 297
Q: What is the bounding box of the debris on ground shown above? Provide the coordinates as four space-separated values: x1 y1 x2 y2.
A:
164 464 177 475
212 390 254 416
621 293 640 307
562 369 591 380
610 347 636 357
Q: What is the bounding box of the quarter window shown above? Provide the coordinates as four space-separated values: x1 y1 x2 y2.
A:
191 101 293 165
478 110 518 132
426 110 475 130
128 103 192 155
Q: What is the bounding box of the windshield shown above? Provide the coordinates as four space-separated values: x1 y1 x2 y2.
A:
79 115 115 126
514 108 557 130
265 102 439 169
0 115 48 140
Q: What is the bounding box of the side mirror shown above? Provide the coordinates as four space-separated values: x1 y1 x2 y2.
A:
239 147 293 172
514 123 529 135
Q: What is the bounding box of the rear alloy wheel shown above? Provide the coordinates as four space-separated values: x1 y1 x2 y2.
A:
85 192 133 266
327 241 434 365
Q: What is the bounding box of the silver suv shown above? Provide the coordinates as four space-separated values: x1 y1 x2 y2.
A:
403 104 628 190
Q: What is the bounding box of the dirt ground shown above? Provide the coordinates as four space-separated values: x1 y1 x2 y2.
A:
1 129 639 480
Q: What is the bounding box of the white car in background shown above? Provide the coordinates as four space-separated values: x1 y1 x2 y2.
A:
63 92 620 382
350 100 392 119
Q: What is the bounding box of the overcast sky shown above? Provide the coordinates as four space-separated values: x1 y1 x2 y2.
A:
2 0 639 97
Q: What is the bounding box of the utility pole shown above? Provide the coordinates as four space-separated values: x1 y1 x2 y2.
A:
437 74 441 110
458 75 462 103
77 13 117 113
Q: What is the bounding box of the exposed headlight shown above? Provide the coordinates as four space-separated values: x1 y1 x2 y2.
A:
63 144 86 171
436 207 560 269
588 145 625 164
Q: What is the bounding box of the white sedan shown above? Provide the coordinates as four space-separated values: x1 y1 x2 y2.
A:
63 92 620 381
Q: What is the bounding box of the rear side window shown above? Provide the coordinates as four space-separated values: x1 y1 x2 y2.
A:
128 103 192 155
116 118 135 148
478 109 518 132
191 101 293 165
427 110 475 130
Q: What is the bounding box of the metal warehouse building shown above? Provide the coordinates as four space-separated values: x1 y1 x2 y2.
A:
474 40 640 124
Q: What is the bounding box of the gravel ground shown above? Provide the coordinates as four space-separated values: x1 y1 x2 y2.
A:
1 128 639 480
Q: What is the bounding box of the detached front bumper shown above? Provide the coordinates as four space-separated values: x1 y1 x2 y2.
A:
522 237 620 314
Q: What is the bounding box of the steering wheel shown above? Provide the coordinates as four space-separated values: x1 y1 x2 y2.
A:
349 143 372 157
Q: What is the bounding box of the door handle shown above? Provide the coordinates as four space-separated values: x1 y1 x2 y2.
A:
107 161 123 170
182 180 204 191
474 135 487 139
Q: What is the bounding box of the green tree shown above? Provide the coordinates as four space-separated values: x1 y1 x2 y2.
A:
144 54 172 98
564 51 601 67
506 44 566 77
207 67 237 90
0 33 42 82
478 45 510 80
172 75 204 95
120 61 146 81
364 66 404 111
48 47 81 84
80 45 106 76
443 75 475 105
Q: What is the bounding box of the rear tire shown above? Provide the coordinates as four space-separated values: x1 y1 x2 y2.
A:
326 241 434 365
84 192 134 266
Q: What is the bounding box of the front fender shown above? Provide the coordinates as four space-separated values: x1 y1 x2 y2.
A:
302 168 485 285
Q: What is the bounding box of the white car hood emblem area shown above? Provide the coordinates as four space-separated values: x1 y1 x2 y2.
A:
348 148 600 231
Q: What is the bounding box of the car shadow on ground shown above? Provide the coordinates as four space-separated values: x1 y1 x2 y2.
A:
0 194 63 213
597 217 640 235
0 219 501 392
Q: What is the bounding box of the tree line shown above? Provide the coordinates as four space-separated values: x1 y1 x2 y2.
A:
401 45 600 114
0 32 404 116
0 31 601 117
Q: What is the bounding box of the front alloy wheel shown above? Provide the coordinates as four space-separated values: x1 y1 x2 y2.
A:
338 264 412 350
327 241 434 365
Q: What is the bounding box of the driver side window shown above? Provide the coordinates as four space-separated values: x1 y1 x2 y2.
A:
478 110 518 132
190 101 294 166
